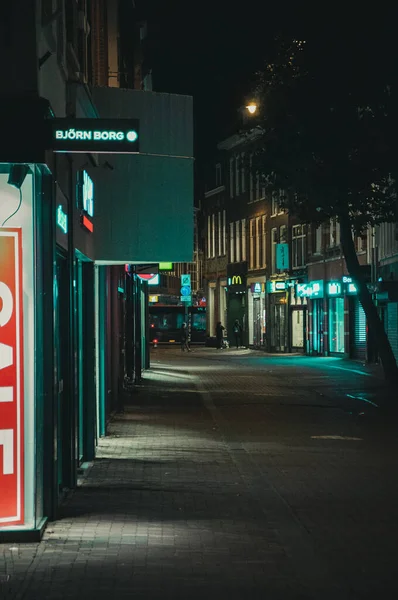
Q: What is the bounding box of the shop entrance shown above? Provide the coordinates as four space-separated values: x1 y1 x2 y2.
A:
253 297 262 347
270 299 287 351
291 308 306 350
328 297 345 354
311 300 323 354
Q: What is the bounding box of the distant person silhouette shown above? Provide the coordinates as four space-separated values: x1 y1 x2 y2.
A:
233 319 242 348
180 322 190 352
216 321 225 349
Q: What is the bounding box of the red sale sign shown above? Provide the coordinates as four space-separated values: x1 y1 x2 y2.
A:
0 228 24 526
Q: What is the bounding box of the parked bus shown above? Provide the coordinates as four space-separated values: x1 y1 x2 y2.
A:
149 305 206 345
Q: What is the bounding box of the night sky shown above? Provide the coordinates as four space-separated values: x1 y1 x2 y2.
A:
145 1 303 162
143 3 396 185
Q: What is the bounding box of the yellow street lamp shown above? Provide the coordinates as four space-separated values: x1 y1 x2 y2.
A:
246 103 257 115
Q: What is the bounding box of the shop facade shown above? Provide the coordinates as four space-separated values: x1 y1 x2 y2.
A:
226 262 248 346
247 277 266 348
266 278 289 352
300 276 363 358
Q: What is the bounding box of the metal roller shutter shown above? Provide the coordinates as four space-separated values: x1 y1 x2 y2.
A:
352 298 367 360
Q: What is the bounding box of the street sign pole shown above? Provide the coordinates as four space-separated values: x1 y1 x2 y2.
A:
181 274 192 343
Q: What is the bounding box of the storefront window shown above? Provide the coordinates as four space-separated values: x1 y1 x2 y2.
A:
329 297 345 353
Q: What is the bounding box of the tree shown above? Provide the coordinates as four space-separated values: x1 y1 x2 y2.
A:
250 18 398 380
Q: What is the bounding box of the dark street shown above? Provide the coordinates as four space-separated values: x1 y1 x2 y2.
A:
2 349 397 599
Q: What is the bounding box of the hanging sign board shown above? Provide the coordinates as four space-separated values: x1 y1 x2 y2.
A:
0 228 24 526
50 118 140 154
276 243 289 270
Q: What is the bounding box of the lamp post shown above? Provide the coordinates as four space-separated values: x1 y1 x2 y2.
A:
246 103 258 115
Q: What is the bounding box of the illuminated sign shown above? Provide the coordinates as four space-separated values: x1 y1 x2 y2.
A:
0 229 24 526
229 275 242 285
268 280 286 293
149 295 159 303
82 171 94 217
56 205 68 234
82 215 93 233
181 274 191 286
51 118 140 153
137 274 159 286
342 276 358 295
346 282 358 295
251 282 262 293
327 282 342 296
79 171 94 232
159 262 173 270
296 280 324 298
276 243 289 270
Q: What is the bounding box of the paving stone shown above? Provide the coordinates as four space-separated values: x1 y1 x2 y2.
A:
2 351 398 599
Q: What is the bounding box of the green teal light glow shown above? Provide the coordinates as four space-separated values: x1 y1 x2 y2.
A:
159 262 173 270
56 205 68 234
83 171 94 217
327 281 342 296
296 280 324 298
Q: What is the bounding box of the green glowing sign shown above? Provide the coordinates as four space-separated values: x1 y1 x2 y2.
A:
159 262 173 270
268 280 286 293
56 205 68 234
343 276 358 295
50 118 140 154
82 171 94 217
296 280 324 298
327 281 342 296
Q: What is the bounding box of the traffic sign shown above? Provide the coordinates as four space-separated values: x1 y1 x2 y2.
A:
181 274 191 286
180 286 191 296
181 295 191 303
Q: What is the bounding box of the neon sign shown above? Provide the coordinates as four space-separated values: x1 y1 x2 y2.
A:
268 280 286 293
56 205 68 234
327 282 342 296
296 280 324 298
80 171 94 232
83 171 94 217
51 118 140 154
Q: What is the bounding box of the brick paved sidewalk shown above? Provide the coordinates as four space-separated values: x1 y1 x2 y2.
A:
1 365 308 600
2 355 397 600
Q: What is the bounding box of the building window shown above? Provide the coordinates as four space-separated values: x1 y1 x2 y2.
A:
230 222 235 262
249 219 255 269
271 227 278 273
216 163 222 187
241 153 245 192
256 172 260 201
272 189 285 215
292 224 306 268
357 233 367 253
207 215 211 258
241 219 247 261
262 215 266 267
229 157 234 198
279 224 287 243
255 217 261 268
271 191 278 216
235 156 240 196
249 155 253 202
211 214 216 258
218 211 222 256
222 210 226 255
315 225 322 254
236 220 241 262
